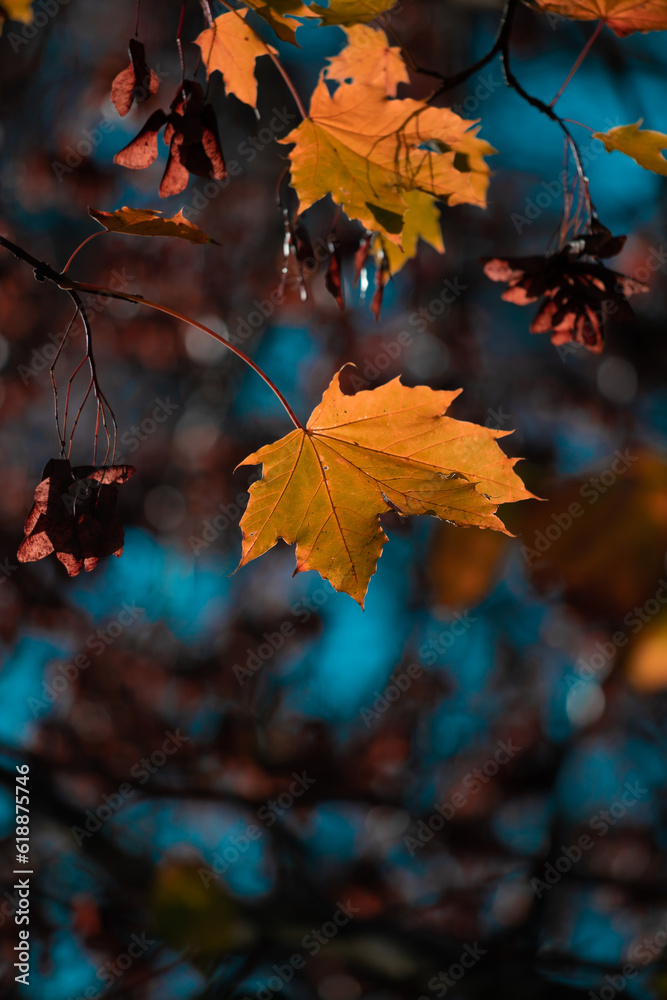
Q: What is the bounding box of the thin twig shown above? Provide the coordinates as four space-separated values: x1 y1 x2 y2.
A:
431 0 517 97
74 281 304 431
496 0 594 221
549 20 603 108
50 306 80 456
62 231 105 274
176 0 187 92
67 291 116 463
0 235 304 432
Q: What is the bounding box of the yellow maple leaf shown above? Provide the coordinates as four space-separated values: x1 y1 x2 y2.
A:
529 0 667 37
324 24 409 96
374 189 444 274
0 0 32 31
593 120 667 176
89 207 220 245
280 75 494 246
309 0 398 25
194 10 277 111
237 371 534 606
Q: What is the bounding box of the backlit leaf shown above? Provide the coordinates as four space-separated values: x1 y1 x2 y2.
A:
280 74 493 249
89 206 220 245
376 189 445 275
324 24 409 96
238 371 534 606
529 0 667 37
194 9 277 111
110 38 159 117
593 120 667 175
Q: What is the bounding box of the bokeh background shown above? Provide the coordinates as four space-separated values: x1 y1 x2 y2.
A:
2 0 667 997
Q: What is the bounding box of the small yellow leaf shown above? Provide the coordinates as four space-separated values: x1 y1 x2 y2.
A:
89 206 220 245
194 9 277 110
325 24 409 96
309 0 398 26
238 370 534 606
593 120 667 176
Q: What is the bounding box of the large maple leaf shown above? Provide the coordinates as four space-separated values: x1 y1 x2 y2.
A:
280 72 493 247
528 0 667 36
237 372 534 606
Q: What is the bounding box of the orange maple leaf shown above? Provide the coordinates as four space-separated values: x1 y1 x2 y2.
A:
237 371 534 606
324 24 409 96
89 206 220 244
529 0 667 37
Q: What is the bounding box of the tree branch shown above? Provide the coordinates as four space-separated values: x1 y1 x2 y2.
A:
0 233 304 432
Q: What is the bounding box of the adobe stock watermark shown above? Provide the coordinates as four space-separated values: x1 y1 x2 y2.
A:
419 942 487 998
4 0 70 53
404 739 523 855
64 932 156 1000
511 120 622 234
70 729 189 845
418 610 477 666
589 916 667 1000
115 396 180 461
521 449 637 565
0 554 19 586
237 900 360 1000
346 330 415 391
567 578 667 700
189 491 249 555
28 601 144 716
17 268 136 385
358 662 424 727
530 780 648 898
485 405 512 429
223 234 337 347
348 276 468 392
182 106 297 221
450 70 503 119
51 65 169 180
233 588 329 685
198 771 316 885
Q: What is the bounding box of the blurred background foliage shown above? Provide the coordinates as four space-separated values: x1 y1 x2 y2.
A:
1 0 667 997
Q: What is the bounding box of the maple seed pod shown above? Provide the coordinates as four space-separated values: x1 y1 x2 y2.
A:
111 38 159 117
481 224 648 354
18 460 136 577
